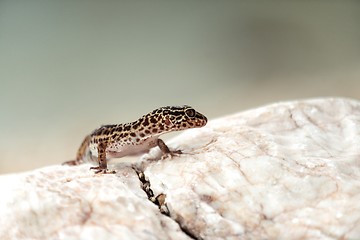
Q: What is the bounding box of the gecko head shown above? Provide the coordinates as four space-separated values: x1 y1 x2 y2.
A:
159 105 207 131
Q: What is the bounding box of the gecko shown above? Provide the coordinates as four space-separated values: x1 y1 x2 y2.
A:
63 105 207 174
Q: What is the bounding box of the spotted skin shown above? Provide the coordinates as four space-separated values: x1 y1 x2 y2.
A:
64 106 207 174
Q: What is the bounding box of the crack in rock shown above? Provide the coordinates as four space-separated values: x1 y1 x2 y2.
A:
133 167 199 240
133 167 170 216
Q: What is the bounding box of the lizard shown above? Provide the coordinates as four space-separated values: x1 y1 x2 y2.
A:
63 105 207 174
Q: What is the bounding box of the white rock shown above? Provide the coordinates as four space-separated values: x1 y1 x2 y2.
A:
1 98 360 240
0 165 190 240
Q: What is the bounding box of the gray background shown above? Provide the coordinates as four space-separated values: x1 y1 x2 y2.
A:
1 0 359 173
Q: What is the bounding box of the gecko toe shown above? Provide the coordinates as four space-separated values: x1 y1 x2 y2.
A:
90 166 116 174
161 149 182 160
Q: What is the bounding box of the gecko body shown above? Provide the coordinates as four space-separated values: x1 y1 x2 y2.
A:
64 105 207 173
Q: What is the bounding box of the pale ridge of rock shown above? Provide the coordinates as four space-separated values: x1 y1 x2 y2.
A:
1 98 360 240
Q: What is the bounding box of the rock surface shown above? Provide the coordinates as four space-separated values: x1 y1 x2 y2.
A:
1 98 360 240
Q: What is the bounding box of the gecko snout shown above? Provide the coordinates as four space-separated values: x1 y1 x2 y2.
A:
193 111 207 127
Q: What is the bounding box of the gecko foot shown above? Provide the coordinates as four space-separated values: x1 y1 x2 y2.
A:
161 149 182 160
90 166 116 174
157 139 183 160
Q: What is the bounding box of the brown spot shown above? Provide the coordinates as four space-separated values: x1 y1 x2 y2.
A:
159 124 164 130
123 133 128 137
117 126 123 132
145 129 150 134
136 138 140 142
174 111 182 116
143 118 149 126
150 117 157 124
132 121 141 129
130 132 136 137
182 123 187 127
152 128 158 133
124 125 131 131
139 133 145 137
201 194 214 203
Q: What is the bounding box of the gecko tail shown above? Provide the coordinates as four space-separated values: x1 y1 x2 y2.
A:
62 135 91 166
62 159 84 166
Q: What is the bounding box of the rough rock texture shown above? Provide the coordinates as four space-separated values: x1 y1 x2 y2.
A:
1 98 360 240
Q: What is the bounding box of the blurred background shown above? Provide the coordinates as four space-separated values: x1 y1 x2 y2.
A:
1 0 359 174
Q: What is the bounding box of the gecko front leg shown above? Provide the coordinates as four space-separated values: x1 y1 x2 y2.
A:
157 139 182 159
90 141 116 174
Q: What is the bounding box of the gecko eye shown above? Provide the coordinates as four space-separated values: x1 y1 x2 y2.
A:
185 108 195 118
